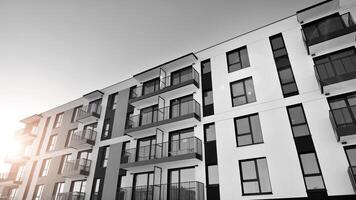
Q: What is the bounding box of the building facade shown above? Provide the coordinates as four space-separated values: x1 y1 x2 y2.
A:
1 0 356 199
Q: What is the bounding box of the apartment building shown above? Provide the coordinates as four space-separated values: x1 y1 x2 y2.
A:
1 0 356 199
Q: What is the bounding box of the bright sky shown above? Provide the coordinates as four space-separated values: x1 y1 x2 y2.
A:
0 0 322 171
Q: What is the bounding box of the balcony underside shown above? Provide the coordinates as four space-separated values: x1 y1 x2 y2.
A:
76 112 100 124
297 0 340 24
125 113 200 136
120 153 202 170
4 157 29 164
307 27 356 55
63 170 89 179
319 72 356 94
129 80 199 108
68 140 95 150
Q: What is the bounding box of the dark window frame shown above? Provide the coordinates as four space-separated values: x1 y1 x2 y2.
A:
71 106 82 123
226 46 250 73
234 113 263 147
46 134 58 152
53 112 64 128
230 77 256 107
298 152 326 191
203 123 216 142
286 104 311 138
100 146 110 168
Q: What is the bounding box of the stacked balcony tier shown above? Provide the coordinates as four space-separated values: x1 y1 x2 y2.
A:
62 158 91 178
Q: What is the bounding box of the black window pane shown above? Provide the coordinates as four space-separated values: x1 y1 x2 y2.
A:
271 37 284 50
346 148 356 166
279 68 294 84
275 56 291 69
202 60 211 74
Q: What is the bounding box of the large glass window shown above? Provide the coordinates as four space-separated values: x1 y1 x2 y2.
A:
65 129 77 147
230 78 256 107
328 92 356 127
136 136 156 161
102 119 111 139
169 128 194 156
234 114 263 146
47 135 58 151
171 66 193 85
8 188 17 200
140 105 158 126
226 46 250 73
287 104 311 137
71 106 82 123
53 182 65 200
204 123 216 142
239 158 272 195
101 146 110 167
33 185 44 200
299 153 325 190
58 154 71 174
53 113 64 128
40 159 51 177
142 78 160 95
133 172 154 200
70 180 86 198
170 95 193 118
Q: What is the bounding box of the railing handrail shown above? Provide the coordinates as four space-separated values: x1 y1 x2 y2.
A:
128 99 200 120
130 68 199 98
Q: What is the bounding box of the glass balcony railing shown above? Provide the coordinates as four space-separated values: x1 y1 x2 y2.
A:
302 13 356 47
68 130 96 148
314 53 356 93
121 137 202 165
126 100 201 130
118 181 204 200
76 105 101 123
129 68 200 100
348 166 356 192
55 192 85 200
62 158 91 177
329 105 356 141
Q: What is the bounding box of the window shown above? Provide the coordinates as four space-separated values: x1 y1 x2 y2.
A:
33 185 44 200
287 104 311 137
328 92 356 128
133 172 154 200
102 120 111 139
71 106 82 123
121 142 130 163
169 128 194 156
201 59 215 117
207 165 219 185
53 113 64 128
226 46 250 73
65 129 77 147
168 167 195 200
8 188 17 200
70 180 86 198
299 153 325 190
101 146 110 167
204 123 216 142
269 33 298 97
88 99 102 113
201 59 211 74
171 66 193 85
142 78 160 95
239 157 272 195
53 182 65 200
140 105 158 126
345 145 356 167
58 154 71 174
47 135 58 151
92 178 101 199
112 93 118 110
230 77 256 107
234 114 263 147
129 86 137 99
136 136 156 161
40 159 51 176
170 95 193 118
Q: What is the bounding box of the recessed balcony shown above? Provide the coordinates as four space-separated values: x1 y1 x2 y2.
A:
68 130 96 150
301 12 356 55
348 166 356 192
76 105 101 124
62 158 91 179
0 172 22 187
118 181 204 200
14 128 37 143
129 68 200 108
125 100 201 134
314 52 356 94
56 192 85 200
120 137 202 169
329 105 356 142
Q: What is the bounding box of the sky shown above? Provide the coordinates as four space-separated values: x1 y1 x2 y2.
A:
0 0 322 170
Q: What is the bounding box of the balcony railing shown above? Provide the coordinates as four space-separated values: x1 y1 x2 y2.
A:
62 158 91 178
329 105 356 141
314 54 356 93
55 192 85 200
348 166 356 192
302 13 356 47
121 137 202 165
126 100 201 130
14 128 37 142
119 181 204 200
68 130 96 149
0 172 23 186
130 68 200 100
76 105 101 123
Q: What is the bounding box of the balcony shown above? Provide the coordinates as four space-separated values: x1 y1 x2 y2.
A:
314 53 356 94
129 68 200 108
0 172 22 187
14 128 37 143
118 181 204 200
125 100 201 134
62 158 91 178
329 105 356 142
76 105 101 124
56 192 85 200
349 166 356 192
68 130 96 150
120 137 202 169
4 154 30 164
301 12 356 55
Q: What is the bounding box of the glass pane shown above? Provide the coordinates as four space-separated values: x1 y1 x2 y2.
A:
207 165 219 185
180 68 192 83
180 168 194 182
233 96 247 106
236 117 250 135
169 170 179 184
135 174 148 186
305 176 325 190
329 99 347 109
300 153 320 175
282 83 298 95
240 48 250 68
231 82 244 96
202 60 211 74
251 115 263 143
227 51 240 65
238 135 253 146
245 79 256 103
279 68 294 84
275 56 290 69
242 181 259 194
292 124 310 137
346 148 356 166
241 160 257 180
318 16 344 36
288 106 306 125
204 124 216 142
271 36 284 50
229 63 242 72
204 90 214 106
257 159 272 193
